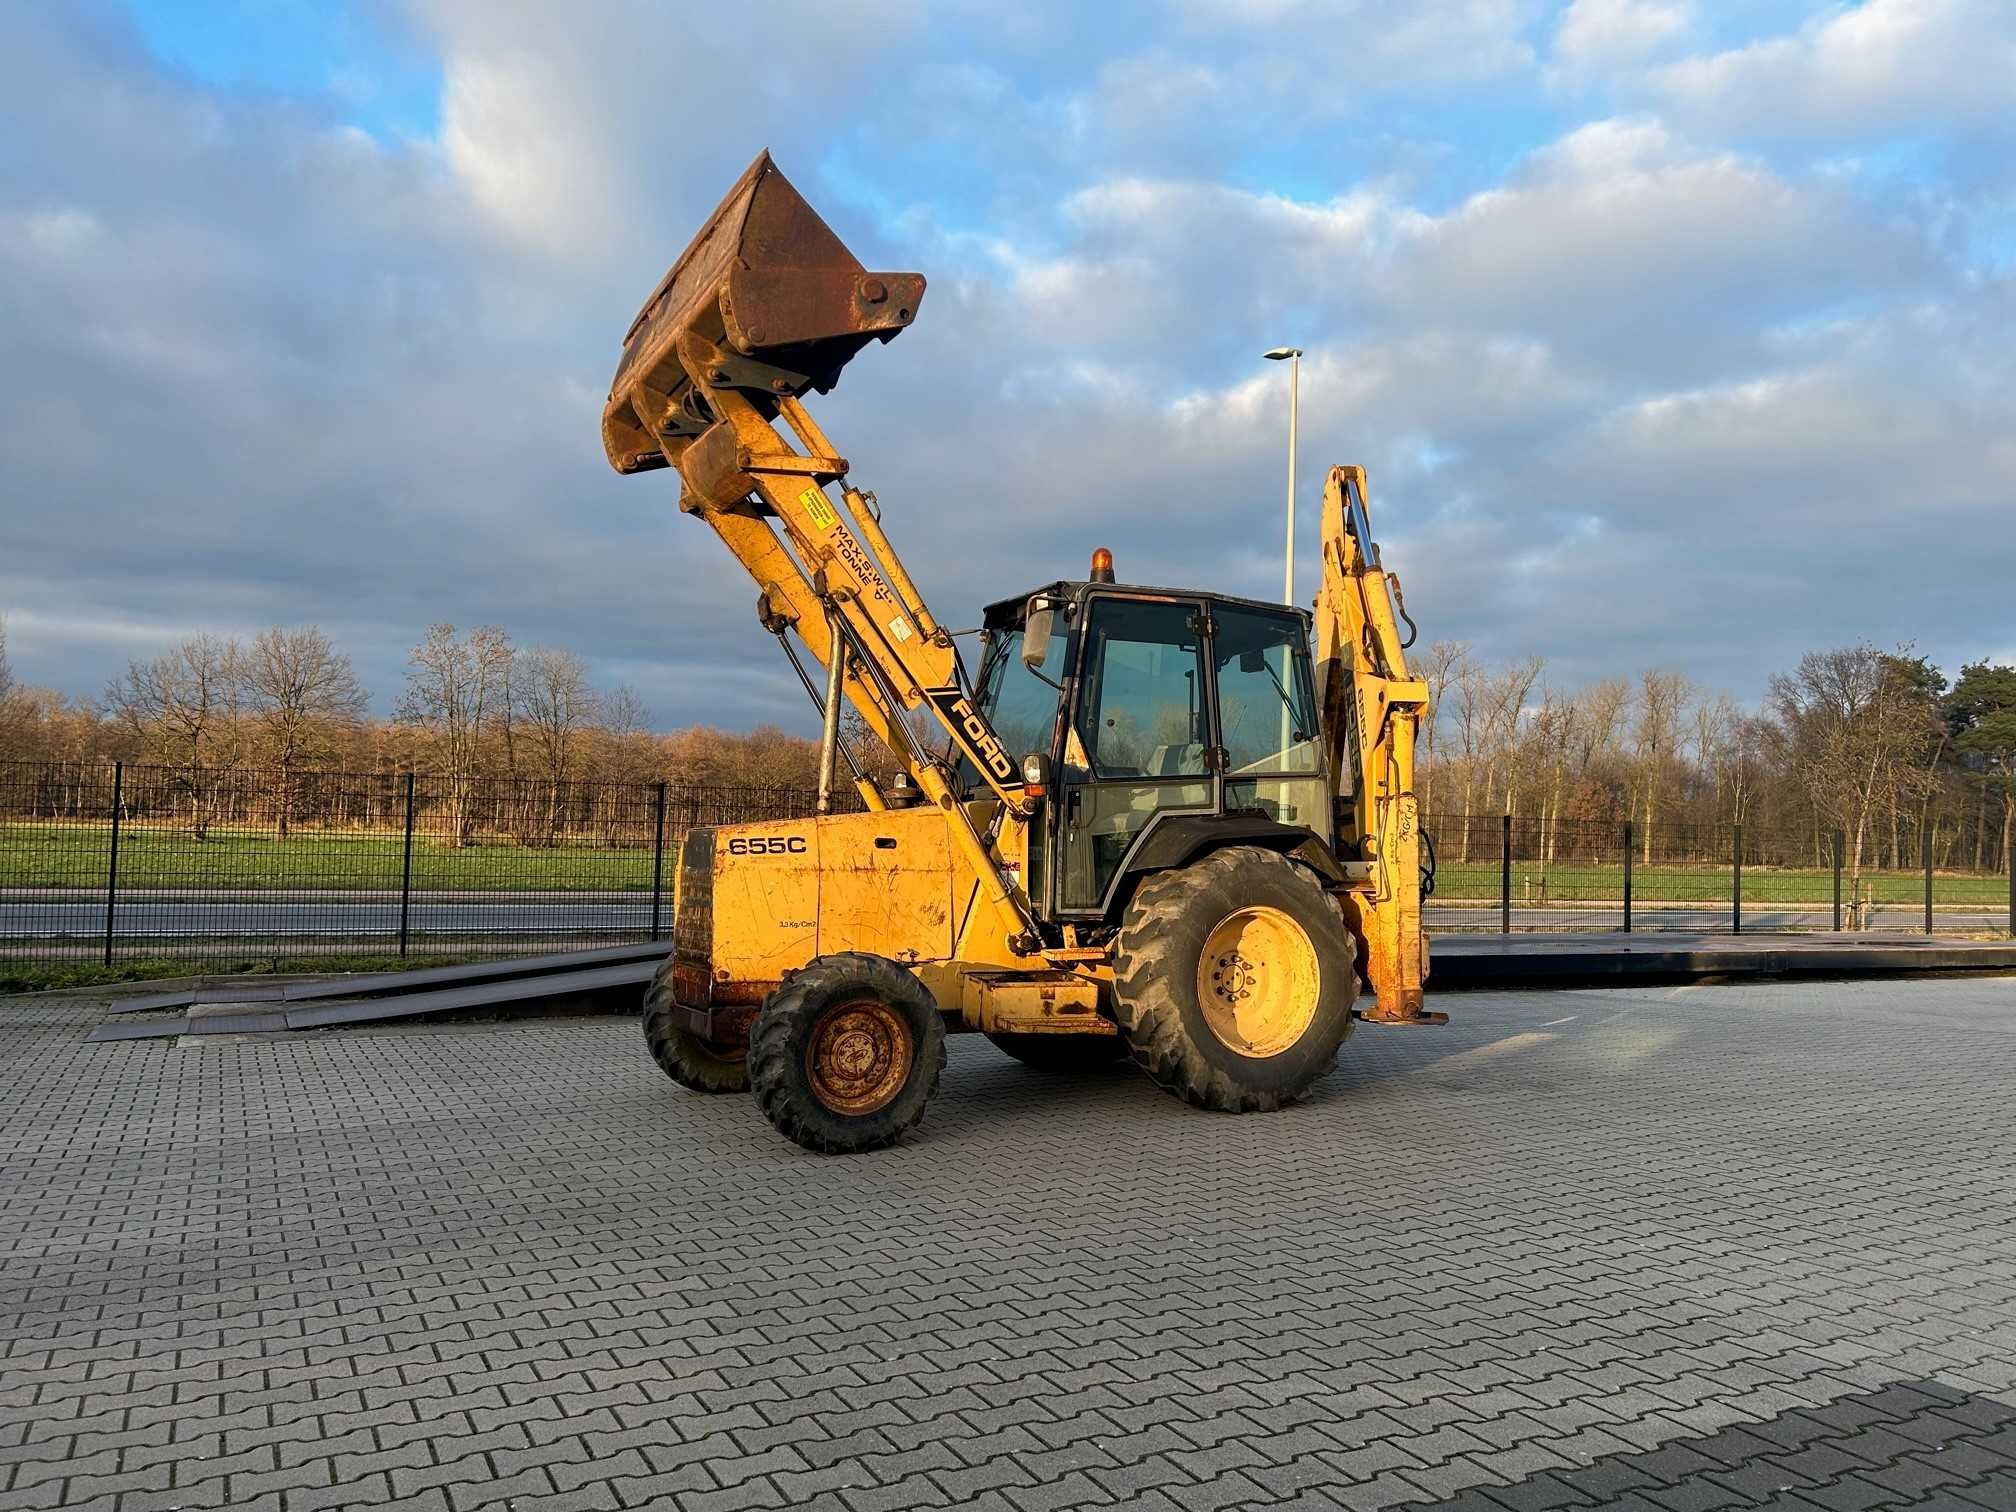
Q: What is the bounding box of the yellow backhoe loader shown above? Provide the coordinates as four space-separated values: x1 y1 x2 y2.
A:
603 154 1442 1152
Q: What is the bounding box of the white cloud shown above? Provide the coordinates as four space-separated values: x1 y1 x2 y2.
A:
5 608 224 660
1152 0 1543 118
1019 119 1937 388
416 0 924 262
1651 0 2016 138
20 207 102 253
1552 0 1692 73
1379 119 1937 369
1522 114 1689 177
1063 178 1384 249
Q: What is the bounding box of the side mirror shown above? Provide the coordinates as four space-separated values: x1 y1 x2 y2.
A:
1022 604 1055 671
1237 648 1267 674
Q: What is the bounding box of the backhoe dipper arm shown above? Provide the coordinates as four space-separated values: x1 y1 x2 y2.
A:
1312 466 1438 1023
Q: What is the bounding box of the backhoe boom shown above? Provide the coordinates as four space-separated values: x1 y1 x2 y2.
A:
1314 467 1438 1023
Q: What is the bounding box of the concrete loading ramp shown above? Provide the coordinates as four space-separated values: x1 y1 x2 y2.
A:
84 934 2016 1043
88 942 663 1041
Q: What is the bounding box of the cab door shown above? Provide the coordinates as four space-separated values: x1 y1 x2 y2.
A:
1056 596 1218 916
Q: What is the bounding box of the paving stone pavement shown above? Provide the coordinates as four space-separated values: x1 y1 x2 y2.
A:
4 975 2016 1512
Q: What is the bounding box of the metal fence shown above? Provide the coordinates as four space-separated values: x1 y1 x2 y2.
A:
0 759 832 969
4 758 2013 973
1424 813 2016 936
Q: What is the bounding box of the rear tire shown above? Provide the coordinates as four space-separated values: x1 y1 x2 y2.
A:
749 953 946 1153
1113 846 1356 1112
642 953 748 1094
985 1032 1126 1071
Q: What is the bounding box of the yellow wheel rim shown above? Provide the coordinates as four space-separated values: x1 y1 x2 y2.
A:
805 1000 912 1115
1196 906 1320 1058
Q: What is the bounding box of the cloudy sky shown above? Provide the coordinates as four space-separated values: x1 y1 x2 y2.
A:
3 0 2012 731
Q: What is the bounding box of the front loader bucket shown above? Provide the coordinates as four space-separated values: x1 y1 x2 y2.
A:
602 152 925 475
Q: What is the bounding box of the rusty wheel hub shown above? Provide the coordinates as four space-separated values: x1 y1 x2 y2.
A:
804 1000 912 1115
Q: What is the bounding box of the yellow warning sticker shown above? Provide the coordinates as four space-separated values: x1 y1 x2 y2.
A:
800 486 839 532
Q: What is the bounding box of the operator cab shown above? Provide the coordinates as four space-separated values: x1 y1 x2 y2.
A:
966 554 1336 925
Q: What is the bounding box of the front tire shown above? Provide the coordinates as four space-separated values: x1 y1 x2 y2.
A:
1113 846 1357 1112
748 953 946 1153
642 954 749 1093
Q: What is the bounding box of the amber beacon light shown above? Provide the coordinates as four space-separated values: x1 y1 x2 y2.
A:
1089 547 1115 583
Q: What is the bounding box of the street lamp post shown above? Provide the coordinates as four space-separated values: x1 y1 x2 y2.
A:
1263 347 1301 605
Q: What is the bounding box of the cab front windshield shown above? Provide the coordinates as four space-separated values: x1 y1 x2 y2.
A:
959 626 1062 790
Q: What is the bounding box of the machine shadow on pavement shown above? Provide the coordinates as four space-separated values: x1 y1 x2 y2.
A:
1390 1379 2016 1512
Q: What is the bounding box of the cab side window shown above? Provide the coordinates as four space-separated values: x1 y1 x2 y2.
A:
1213 604 1320 775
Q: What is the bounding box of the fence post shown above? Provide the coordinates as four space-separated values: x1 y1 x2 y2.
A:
1732 823 1743 936
1831 829 1844 932
102 761 123 968
1924 829 1934 936
398 772 416 958
1500 813 1511 936
650 780 668 942
1622 820 1633 934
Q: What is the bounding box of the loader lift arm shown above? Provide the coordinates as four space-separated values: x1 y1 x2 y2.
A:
601 152 1041 952
1313 465 1439 1024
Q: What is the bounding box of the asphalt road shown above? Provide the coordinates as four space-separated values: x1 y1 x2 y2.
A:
0 895 657 939
3 891 2005 940
1428 903 2014 932
6 976 2016 1510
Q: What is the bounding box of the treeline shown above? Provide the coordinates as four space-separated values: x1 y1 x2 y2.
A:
2 619 2011 876
1416 642 2016 884
0 620 837 844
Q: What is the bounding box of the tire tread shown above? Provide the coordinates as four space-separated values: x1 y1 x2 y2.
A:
748 952 946 1153
1112 847 1353 1113
642 953 749 1094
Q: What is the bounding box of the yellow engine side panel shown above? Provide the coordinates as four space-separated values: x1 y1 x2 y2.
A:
707 808 955 997
814 806 954 961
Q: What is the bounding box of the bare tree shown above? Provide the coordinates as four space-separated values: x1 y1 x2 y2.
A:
396 624 513 846
1417 640 1467 815
1630 670 1691 861
514 646 599 841
1726 710 1769 830
1445 653 1540 856
1571 678 1629 788
585 684 662 837
1449 655 1489 859
1526 686 1577 866
0 615 17 758
1770 646 1942 895
0 614 16 710
601 684 648 739
1483 656 1543 815
102 634 243 837
239 626 368 838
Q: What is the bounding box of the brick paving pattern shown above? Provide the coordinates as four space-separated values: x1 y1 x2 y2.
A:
4 975 2015 1511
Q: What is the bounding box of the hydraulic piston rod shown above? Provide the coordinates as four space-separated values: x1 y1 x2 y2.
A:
815 615 847 816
